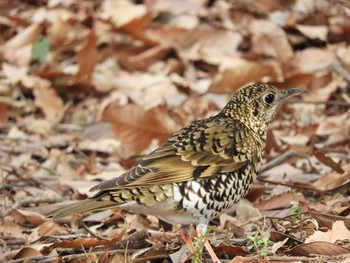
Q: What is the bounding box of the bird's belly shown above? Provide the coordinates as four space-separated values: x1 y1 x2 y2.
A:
175 170 257 223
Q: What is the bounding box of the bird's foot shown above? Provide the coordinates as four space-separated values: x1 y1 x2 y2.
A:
196 225 221 263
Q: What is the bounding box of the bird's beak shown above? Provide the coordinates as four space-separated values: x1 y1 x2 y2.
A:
280 88 305 102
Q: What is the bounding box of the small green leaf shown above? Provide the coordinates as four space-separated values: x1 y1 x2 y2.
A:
32 35 49 63
247 244 254 250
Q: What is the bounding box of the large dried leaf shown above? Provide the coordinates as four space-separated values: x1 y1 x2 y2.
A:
249 19 293 62
103 102 181 153
2 23 43 65
12 247 42 259
31 77 64 122
101 0 147 28
309 212 350 230
254 192 306 211
288 241 350 256
305 220 350 243
288 48 336 73
150 26 242 58
75 31 98 82
209 58 283 93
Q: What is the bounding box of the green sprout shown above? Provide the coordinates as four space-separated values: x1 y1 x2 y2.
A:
247 233 274 258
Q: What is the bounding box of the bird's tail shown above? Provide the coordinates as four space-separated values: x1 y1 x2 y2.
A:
46 198 117 219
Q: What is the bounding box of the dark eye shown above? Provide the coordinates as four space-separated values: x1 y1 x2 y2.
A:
264 93 275 104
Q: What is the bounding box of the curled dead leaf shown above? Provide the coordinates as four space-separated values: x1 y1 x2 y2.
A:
305 220 350 244
13 247 42 259
103 102 181 153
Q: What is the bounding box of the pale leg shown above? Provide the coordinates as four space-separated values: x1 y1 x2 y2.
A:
197 223 221 263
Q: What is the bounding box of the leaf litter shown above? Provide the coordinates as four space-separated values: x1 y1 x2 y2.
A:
0 0 349 262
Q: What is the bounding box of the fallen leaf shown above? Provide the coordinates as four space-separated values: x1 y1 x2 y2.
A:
289 48 336 73
28 76 64 121
287 241 350 256
2 23 43 65
101 0 147 28
12 247 42 259
249 19 293 62
308 168 350 192
75 30 98 82
254 192 306 211
308 212 350 231
214 242 248 257
103 102 181 153
305 220 350 243
272 237 289 254
295 25 328 41
236 199 262 223
9 209 46 227
150 26 242 57
209 58 283 92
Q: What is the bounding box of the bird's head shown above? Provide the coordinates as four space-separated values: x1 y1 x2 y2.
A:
221 84 305 131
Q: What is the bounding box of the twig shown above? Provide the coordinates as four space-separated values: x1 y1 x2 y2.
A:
266 255 313 262
81 221 109 241
259 151 297 173
4 249 141 263
332 62 350 83
11 197 65 210
3 255 58 263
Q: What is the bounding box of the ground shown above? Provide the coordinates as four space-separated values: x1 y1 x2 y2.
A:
0 0 350 262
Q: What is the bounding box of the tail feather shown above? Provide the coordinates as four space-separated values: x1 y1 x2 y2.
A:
46 198 117 219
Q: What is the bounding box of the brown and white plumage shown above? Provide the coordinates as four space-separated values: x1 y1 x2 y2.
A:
47 84 304 231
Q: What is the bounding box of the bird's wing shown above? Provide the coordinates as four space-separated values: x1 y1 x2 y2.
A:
91 118 261 191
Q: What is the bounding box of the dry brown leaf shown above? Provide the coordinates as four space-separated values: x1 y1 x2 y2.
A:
9 209 46 227
254 192 306 211
106 72 179 110
209 58 283 93
236 199 262 223
314 150 344 174
150 26 242 57
75 31 98 82
249 19 293 62
38 221 70 237
0 103 9 123
103 102 181 153
214 243 248 257
305 220 350 243
288 241 350 256
295 25 328 41
316 110 350 136
309 165 350 191
272 237 289 254
2 63 28 84
288 48 336 73
12 247 42 259
101 0 147 28
51 237 120 249
28 76 64 121
309 212 350 231
2 23 43 65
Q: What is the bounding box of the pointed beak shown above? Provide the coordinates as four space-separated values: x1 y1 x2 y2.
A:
280 88 305 102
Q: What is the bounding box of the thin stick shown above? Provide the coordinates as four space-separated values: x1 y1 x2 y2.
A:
259 151 297 173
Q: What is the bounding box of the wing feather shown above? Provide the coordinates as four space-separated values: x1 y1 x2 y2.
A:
91 118 259 192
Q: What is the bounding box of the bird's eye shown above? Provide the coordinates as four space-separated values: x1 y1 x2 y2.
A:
264 93 275 104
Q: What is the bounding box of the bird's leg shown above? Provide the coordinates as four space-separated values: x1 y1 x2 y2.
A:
179 225 195 253
196 224 221 263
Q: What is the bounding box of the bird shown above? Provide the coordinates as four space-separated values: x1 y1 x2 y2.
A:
47 84 304 261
